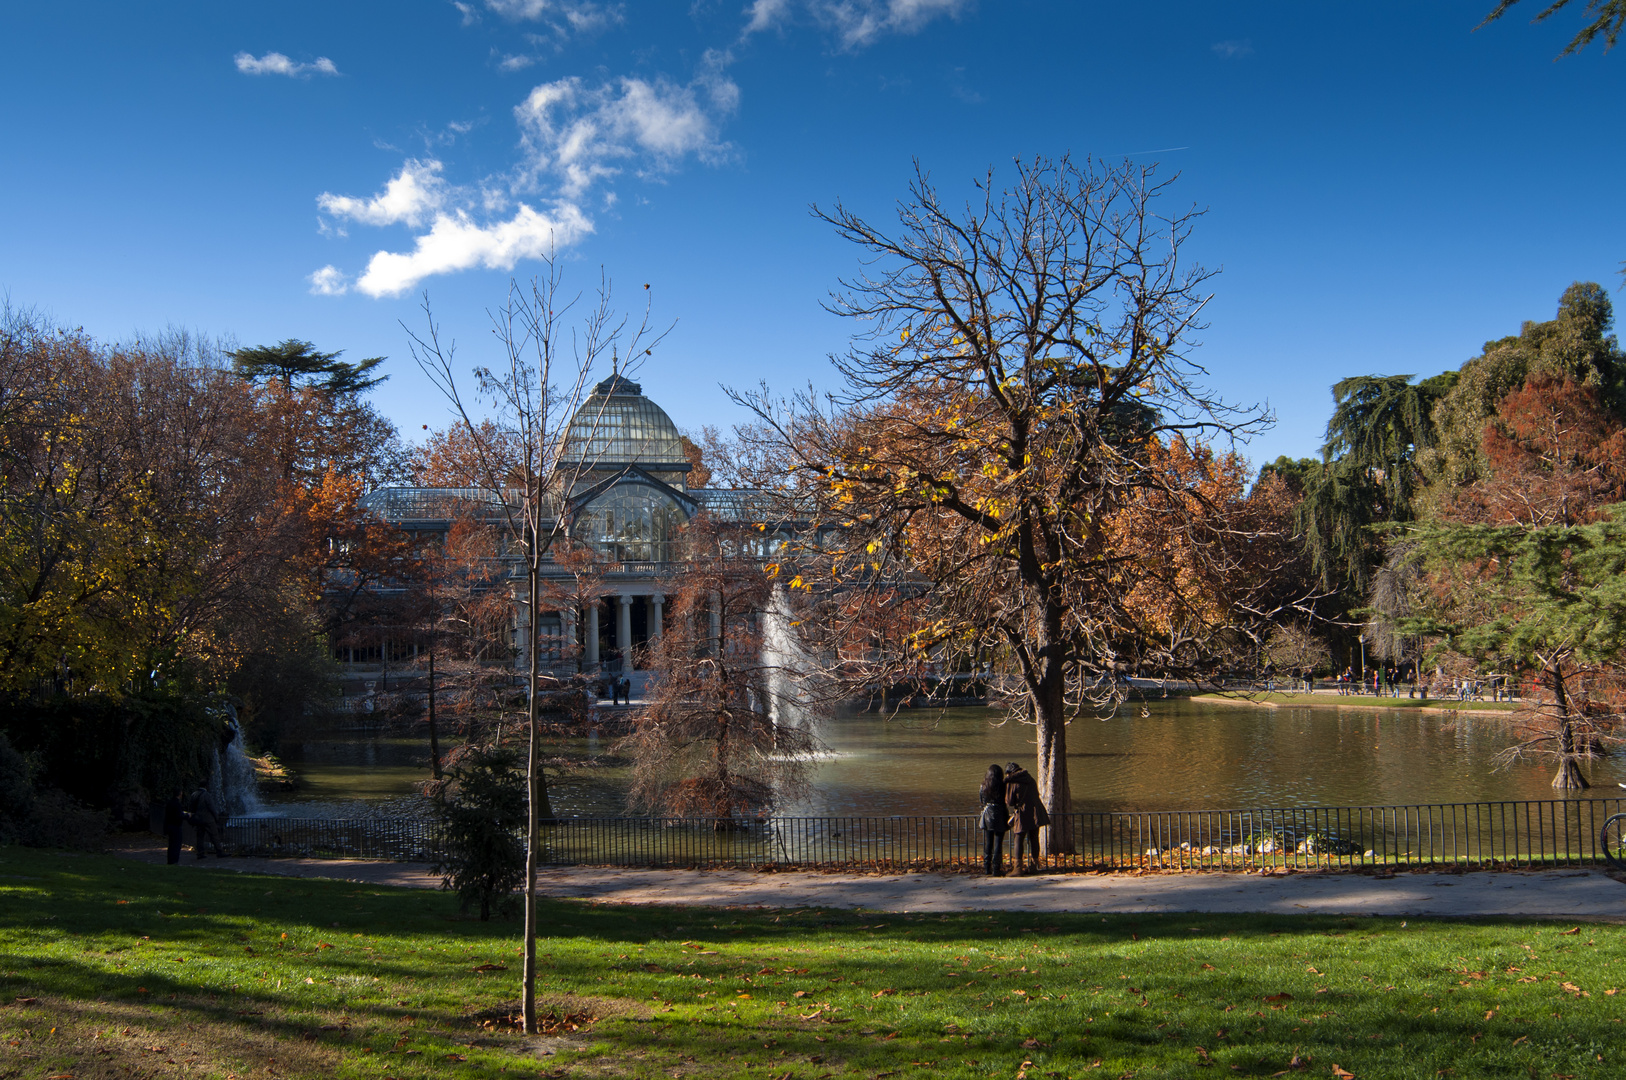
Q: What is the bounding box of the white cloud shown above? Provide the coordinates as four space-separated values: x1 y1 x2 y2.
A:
481 0 621 32
354 202 593 297
499 53 537 71
234 51 340 77
313 52 732 297
515 67 736 197
308 266 350 295
742 0 968 48
1211 39 1253 58
318 159 449 228
484 0 550 15
742 0 792 35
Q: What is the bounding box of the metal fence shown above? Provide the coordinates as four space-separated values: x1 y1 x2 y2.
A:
226 816 447 862
222 797 1626 872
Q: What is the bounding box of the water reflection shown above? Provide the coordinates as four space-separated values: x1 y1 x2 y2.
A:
270 700 1626 818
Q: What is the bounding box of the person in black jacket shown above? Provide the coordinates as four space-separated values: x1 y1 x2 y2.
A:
977 764 1009 875
1004 762 1050 874
187 786 226 859
162 790 187 865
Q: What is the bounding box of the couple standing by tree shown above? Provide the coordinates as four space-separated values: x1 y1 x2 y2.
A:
978 763 1049 875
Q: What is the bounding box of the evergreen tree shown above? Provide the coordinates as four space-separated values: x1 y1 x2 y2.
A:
228 339 387 396
432 745 526 921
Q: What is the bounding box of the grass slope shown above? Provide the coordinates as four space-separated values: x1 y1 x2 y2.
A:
1 848 1622 1079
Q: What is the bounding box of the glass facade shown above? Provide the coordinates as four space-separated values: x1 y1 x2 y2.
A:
577 485 687 563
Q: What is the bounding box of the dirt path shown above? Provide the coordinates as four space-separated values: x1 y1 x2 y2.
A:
111 836 1626 919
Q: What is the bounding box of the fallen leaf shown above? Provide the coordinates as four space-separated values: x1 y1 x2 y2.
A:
1264 993 1294 1002
872 988 896 998
1332 1067 1354 1079
471 964 506 973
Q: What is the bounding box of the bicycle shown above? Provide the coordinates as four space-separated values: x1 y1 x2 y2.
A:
1602 785 1626 870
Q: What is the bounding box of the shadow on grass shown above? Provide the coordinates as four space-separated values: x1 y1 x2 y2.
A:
3 848 1622 1079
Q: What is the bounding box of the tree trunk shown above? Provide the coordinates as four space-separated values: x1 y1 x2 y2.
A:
427 649 443 781
1034 608 1073 857
522 555 555 1034
1549 663 1590 791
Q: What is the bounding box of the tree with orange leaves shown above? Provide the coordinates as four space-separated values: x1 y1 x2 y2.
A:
1400 377 1626 789
736 157 1302 855
412 419 528 488
620 514 821 820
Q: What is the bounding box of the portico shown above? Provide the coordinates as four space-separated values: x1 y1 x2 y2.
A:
587 591 666 670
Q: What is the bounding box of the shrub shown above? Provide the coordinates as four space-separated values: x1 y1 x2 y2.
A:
0 732 108 849
431 744 526 921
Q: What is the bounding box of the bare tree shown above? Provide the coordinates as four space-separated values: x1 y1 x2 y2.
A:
734 157 1295 855
405 261 669 1035
619 514 822 819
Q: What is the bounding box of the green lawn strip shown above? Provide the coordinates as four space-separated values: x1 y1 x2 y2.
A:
2 848 1623 1079
1189 693 1518 713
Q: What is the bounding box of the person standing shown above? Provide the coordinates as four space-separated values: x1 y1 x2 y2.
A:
977 764 1009 875
1003 762 1049 874
188 786 226 859
162 789 187 865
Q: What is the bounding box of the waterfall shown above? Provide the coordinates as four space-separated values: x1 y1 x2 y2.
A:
207 712 264 819
760 584 815 732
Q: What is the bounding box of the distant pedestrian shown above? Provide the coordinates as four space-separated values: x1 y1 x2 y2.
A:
187 786 225 859
162 789 187 865
1004 762 1049 874
619 675 633 704
978 764 1010 875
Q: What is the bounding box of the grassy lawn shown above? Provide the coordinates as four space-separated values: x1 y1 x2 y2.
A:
2 848 1623 1080
1190 693 1519 714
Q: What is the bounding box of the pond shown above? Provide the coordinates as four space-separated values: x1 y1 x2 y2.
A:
264 699 1626 819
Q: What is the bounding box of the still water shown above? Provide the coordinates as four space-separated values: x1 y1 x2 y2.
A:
268 700 1626 818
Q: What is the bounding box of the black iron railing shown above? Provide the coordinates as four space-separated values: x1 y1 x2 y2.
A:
225 816 447 862
222 797 1626 871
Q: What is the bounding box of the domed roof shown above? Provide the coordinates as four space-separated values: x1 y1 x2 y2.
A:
560 375 685 467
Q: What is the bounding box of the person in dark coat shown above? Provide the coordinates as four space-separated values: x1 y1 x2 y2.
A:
188 786 226 859
162 789 187 865
977 764 1010 875
1004 762 1049 873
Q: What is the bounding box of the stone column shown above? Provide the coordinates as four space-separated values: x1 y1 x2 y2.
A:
709 593 722 656
617 593 633 668
585 603 600 666
650 594 665 643
561 608 577 668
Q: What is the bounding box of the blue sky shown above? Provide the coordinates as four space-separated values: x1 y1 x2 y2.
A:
2 1 1622 468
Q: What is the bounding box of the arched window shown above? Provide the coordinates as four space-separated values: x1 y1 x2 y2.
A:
579 487 686 563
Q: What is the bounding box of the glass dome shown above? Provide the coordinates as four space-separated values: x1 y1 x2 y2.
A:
560 376 685 468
